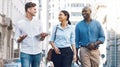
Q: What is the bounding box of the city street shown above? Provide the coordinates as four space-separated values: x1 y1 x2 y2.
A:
0 0 120 67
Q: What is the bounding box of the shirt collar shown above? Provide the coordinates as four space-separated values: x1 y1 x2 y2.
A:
24 16 34 22
58 23 71 29
83 19 93 23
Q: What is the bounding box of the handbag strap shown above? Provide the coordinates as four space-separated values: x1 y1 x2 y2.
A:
53 25 58 42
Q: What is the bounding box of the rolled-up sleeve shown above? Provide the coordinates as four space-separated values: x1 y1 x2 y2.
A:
36 21 43 40
14 24 21 43
98 24 105 43
70 26 75 45
75 24 80 48
49 26 57 42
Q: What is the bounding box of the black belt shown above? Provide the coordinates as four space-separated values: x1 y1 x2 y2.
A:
81 45 88 48
81 45 98 49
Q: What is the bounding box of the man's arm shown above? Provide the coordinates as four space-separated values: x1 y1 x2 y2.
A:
38 20 48 41
75 24 81 63
40 33 48 41
14 23 28 43
75 24 80 49
96 22 105 46
14 24 21 43
17 35 27 43
87 22 105 50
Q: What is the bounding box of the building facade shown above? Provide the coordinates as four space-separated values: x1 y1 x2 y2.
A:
0 14 14 67
106 0 120 67
48 0 92 27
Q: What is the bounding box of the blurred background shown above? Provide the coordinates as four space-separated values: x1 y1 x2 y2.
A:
0 0 120 67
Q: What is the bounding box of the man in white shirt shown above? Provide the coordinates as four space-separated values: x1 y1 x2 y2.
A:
14 2 48 67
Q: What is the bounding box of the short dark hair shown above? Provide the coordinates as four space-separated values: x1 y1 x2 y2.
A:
82 6 92 13
25 2 36 12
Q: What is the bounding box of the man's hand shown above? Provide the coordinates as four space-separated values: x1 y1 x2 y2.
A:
17 34 27 43
87 42 97 50
40 33 48 41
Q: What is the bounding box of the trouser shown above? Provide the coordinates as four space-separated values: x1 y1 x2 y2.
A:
20 52 42 67
51 47 73 67
80 47 100 67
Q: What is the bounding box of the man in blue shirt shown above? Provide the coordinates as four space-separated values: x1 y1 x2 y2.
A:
75 6 105 67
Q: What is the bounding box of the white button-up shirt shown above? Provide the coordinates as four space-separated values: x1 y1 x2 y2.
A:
14 17 43 54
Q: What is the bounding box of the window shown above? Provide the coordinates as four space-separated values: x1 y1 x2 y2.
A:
71 12 82 16
71 3 84 8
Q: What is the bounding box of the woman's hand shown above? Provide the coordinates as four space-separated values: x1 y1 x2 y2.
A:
54 46 61 54
49 41 61 54
73 54 77 62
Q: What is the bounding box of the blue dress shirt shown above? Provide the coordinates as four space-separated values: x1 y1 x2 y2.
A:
50 24 75 48
75 19 105 48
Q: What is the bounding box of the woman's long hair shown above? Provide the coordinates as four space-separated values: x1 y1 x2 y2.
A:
61 10 71 25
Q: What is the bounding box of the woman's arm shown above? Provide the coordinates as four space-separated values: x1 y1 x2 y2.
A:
71 44 77 62
49 41 61 54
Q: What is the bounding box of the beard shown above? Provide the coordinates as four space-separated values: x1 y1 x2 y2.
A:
28 11 36 16
30 13 36 16
82 14 90 19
